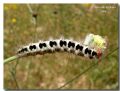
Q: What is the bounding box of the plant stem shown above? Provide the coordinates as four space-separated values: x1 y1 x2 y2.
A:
4 55 20 64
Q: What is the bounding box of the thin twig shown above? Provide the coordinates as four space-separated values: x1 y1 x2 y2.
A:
57 47 118 89
10 67 20 89
26 4 38 41
26 4 38 88
26 4 37 25
26 4 33 14
25 60 32 87
4 55 20 64
6 55 20 88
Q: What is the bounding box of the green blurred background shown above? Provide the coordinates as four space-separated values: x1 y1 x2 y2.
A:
4 4 118 89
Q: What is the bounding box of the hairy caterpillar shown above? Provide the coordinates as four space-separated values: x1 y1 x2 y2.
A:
17 38 103 59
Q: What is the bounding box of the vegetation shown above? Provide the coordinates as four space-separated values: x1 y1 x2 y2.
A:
4 4 118 89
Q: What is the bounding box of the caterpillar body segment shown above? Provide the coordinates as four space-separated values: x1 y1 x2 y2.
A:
17 38 99 59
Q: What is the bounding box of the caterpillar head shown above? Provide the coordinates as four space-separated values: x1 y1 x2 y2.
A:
93 35 107 51
84 33 107 52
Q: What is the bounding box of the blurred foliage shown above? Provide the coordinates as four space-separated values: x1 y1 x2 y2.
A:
4 4 118 89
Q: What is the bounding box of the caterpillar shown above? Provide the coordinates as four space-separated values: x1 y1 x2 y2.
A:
17 38 103 59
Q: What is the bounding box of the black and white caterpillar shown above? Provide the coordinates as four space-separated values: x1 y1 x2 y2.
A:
17 38 102 59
